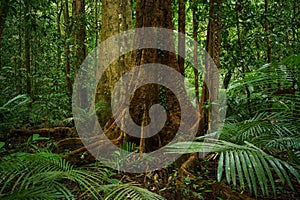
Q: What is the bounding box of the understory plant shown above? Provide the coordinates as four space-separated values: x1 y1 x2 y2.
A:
0 149 165 200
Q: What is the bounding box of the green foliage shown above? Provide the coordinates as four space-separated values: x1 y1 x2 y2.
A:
0 94 31 133
98 184 165 200
168 139 300 198
0 150 165 200
0 151 102 199
25 134 50 152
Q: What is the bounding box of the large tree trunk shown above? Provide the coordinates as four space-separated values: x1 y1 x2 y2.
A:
125 0 181 152
68 0 198 173
96 0 132 126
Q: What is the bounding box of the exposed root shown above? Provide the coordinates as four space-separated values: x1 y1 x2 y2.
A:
178 153 198 178
64 132 124 160
10 127 73 138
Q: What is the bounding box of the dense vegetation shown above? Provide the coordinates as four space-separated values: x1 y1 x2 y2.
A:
0 0 299 199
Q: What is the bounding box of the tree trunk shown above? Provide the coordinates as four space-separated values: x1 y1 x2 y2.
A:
72 0 86 70
178 0 185 76
236 0 252 116
24 0 31 97
199 0 222 136
56 0 63 70
0 0 9 38
192 1 199 104
72 0 87 108
96 0 132 126
265 0 272 113
64 0 72 101
178 0 223 187
126 0 182 152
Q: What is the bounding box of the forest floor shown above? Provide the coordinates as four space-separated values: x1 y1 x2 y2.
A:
4 127 300 200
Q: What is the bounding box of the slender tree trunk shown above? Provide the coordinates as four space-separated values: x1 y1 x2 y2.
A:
236 0 252 116
178 2 223 189
64 0 72 101
72 0 86 71
178 0 186 76
265 0 271 65
94 0 99 46
18 0 23 93
198 0 222 136
24 0 31 97
265 0 272 113
192 1 199 104
56 0 63 69
73 0 87 108
0 0 9 38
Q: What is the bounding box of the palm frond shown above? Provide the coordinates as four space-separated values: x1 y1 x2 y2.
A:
0 151 103 199
167 139 300 197
99 184 165 200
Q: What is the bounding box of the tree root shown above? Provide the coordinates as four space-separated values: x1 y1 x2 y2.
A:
10 127 73 138
64 131 124 160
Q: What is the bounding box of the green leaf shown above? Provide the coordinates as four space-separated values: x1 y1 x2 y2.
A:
225 151 231 184
239 151 252 193
274 160 293 190
234 151 244 189
0 142 5 149
217 152 224 182
257 153 276 197
243 151 258 197
249 152 267 196
230 151 237 186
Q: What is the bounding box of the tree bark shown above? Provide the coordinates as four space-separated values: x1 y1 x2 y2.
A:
24 0 31 97
127 0 182 152
96 0 132 126
192 1 199 104
56 0 63 70
72 0 87 108
199 0 222 136
178 0 223 187
64 0 72 101
236 0 252 116
0 0 9 38
178 0 186 76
